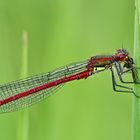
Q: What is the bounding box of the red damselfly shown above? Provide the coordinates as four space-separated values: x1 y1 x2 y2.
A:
0 48 139 113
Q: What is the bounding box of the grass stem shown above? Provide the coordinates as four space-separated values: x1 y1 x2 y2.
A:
17 31 29 140
133 0 140 140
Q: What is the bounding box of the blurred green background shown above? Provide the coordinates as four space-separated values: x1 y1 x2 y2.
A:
0 0 135 140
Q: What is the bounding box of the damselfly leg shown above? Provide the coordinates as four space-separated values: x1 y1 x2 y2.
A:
110 67 133 90
110 67 139 97
131 68 140 84
110 66 140 98
114 62 134 84
115 62 140 84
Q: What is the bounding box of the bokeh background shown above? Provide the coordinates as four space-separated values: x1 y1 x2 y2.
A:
0 0 135 140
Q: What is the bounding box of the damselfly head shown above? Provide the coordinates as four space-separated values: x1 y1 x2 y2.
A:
116 48 128 55
115 48 129 61
115 49 134 68
116 49 134 68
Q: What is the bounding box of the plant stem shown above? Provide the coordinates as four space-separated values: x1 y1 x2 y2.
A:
133 0 140 140
17 31 29 140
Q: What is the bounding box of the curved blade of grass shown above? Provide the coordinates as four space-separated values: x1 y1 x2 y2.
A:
133 0 140 140
17 31 29 140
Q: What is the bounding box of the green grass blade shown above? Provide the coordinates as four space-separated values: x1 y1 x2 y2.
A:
133 0 140 140
17 31 29 140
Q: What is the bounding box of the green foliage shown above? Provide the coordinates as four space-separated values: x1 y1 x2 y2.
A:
0 0 135 140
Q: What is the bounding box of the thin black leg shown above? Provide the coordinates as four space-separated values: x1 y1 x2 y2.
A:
131 68 140 84
114 63 135 84
117 62 132 74
117 62 123 73
110 67 139 98
111 67 133 91
116 62 140 84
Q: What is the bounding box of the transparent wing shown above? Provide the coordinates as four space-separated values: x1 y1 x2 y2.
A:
0 60 88 113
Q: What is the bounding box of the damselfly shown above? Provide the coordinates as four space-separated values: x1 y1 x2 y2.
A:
0 49 139 113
